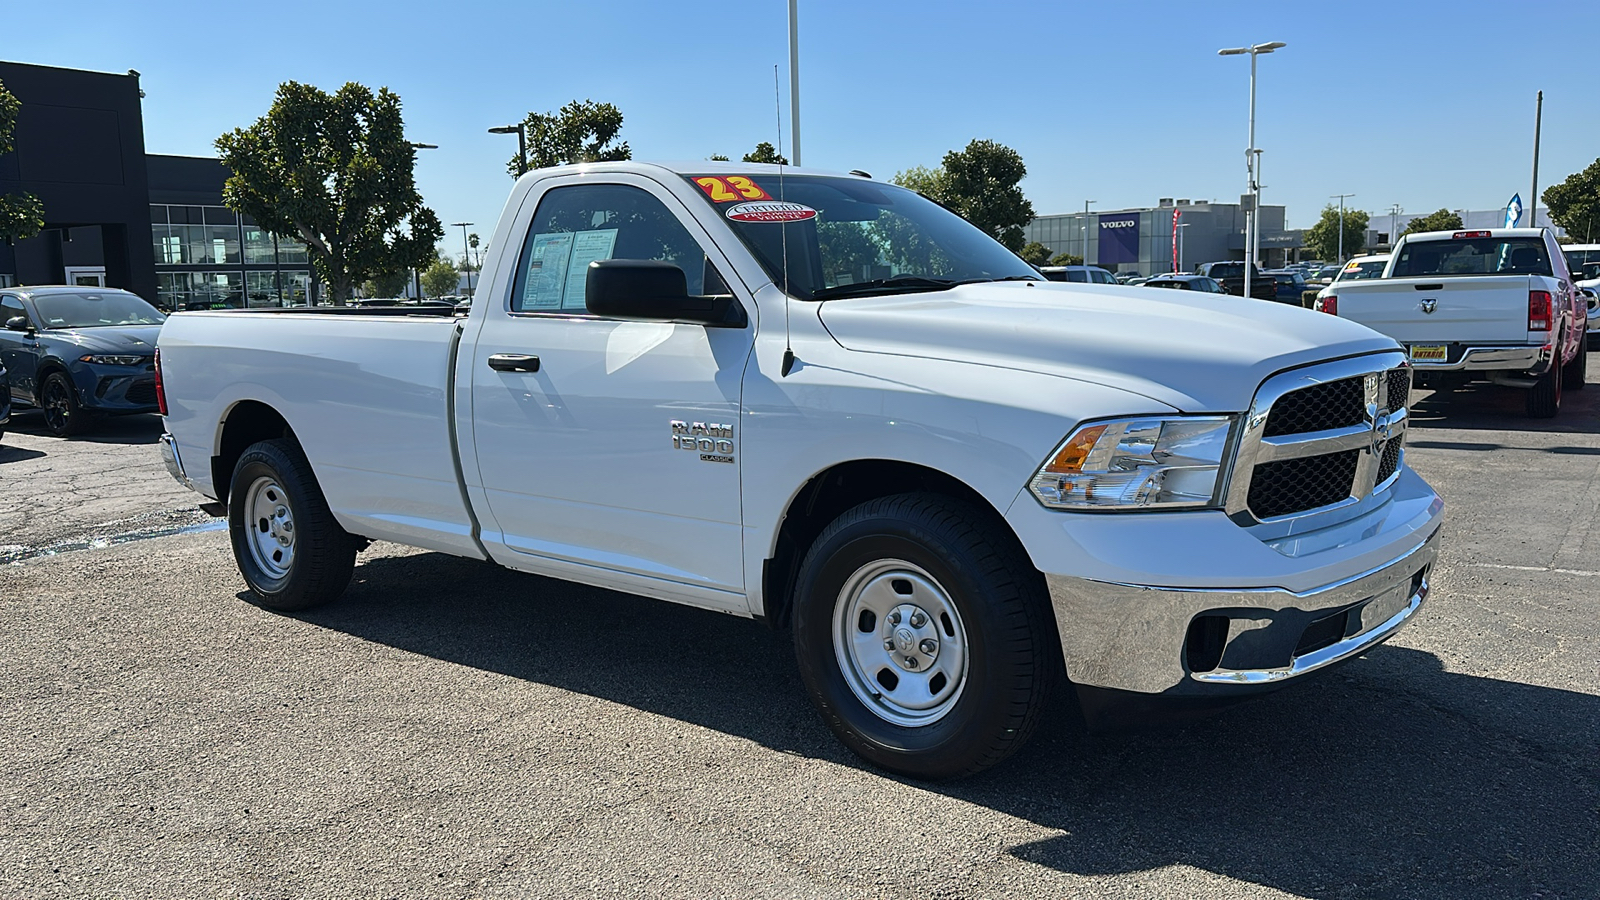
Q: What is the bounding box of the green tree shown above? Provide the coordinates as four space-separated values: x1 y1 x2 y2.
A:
1543 158 1600 244
1017 242 1052 266
509 100 630 175
1402 208 1464 236
362 268 411 298
1303 204 1370 262
0 78 45 244
1049 252 1083 266
421 255 459 298
741 141 788 165
215 81 443 305
893 140 1033 251
708 154 731 161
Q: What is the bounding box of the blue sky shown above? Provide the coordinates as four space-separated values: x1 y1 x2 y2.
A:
8 0 1597 237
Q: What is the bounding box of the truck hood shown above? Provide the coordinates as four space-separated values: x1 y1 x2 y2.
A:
818 281 1398 412
47 324 163 355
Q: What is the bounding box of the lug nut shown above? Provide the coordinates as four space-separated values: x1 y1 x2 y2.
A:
909 612 927 628
903 656 919 669
920 639 937 654
888 611 901 625
883 639 895 651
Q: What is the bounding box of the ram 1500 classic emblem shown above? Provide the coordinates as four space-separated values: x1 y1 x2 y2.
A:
1420 298 1437 314
671 419 736 463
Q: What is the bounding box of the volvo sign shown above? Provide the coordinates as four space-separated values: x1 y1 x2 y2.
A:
1098 214 1140 265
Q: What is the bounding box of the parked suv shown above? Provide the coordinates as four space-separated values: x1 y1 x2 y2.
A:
1194 262 1277 301
1040 265 1118 285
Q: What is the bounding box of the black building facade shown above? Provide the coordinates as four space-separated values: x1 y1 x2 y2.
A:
0 61 155 300
1 61 312 308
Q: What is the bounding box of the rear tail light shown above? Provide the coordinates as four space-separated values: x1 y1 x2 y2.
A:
1319 295 1338 316
1528 290 1553 331
154 346 168 416
1453 231 1492 239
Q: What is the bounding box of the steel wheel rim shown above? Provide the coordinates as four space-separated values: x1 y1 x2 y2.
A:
243 475 295 579
43 380 70 431
832 558 969 727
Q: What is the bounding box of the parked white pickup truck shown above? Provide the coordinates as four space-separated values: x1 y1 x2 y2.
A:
157 162 1443 778
1315 228 1586 417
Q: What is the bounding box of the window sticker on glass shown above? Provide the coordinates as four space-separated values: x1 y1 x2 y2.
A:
560 228 619 309
693 175 771 203
726 201 818 223
522 233 574 309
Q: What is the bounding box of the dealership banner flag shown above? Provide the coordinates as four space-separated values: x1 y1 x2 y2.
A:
1504 194 1523 228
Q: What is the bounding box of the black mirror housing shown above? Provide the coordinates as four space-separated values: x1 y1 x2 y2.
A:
585 260 745 327
5 316 31 333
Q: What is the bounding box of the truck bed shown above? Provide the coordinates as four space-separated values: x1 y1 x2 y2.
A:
158 310 480 557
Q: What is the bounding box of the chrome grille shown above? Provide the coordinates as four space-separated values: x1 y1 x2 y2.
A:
1262 378 1364 437
1247 449 1361 519
1226 354 1411 523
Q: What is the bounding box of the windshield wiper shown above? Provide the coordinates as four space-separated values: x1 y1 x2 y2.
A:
808 276 961 301
954 275 1043 285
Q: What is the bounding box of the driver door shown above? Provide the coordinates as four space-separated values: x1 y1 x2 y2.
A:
0 293 39 404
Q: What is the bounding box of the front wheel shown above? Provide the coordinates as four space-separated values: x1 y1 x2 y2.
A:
228 438 357 611
1562 344 1586 392
40 371 93 437
792 493 1055 780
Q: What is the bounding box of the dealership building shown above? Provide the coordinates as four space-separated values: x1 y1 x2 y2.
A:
0 60 312 307
1024 199 1303 275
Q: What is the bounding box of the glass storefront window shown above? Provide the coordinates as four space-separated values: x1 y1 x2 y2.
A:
281 270 311 306
277 237 309 264
243 228 276 264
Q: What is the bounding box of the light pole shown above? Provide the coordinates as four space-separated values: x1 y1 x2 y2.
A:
452 222 474 297
1331 192 1355 262
788 0 801 165
1177 223 1191 274
411 142 438 300
1218 41 1286 300
1389 204 1403 246
1082 200 1096 265
488 124 528 175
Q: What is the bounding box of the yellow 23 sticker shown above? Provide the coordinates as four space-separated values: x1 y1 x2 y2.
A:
694 176 771 202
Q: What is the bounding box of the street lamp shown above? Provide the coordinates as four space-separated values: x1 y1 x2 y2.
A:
411 142 438 300
1218 40 1286 301
488 123 528 175
1331 193 1355 262
1082 200 1096 265
452 222 474 297
1176 223 1191 274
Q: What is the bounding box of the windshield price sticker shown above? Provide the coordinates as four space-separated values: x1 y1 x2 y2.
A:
726 201 817 223
694 175 771 202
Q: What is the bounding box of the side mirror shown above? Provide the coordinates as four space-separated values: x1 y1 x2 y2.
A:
585 259 746 327
5 316 31 333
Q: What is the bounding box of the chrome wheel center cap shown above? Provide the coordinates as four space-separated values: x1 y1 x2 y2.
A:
885 603 939 671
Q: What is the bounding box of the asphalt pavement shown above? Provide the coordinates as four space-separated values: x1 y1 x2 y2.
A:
1 365 1597 900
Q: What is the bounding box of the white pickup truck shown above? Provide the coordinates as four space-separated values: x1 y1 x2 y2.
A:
1316 228 1586 417
157 162 1443 778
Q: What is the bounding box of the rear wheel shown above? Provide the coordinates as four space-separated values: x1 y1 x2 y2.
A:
1526 358 1563 418
1562 343 1586 392
791 493 1055 780
40 372 93 437
228 438 358 611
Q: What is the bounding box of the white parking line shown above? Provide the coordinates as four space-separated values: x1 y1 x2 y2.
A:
1471 563 1600 577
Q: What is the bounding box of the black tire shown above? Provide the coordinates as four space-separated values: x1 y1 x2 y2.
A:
228 438 357 611
1562 343 1586 392
1526 358 1563 418
791 492 1055 780
40 371 93 437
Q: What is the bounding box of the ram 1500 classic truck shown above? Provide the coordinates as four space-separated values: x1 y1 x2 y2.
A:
157 162 1444 779
1315 228 1586 417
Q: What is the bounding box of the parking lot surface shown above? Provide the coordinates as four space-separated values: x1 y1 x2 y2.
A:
2 368 1598 899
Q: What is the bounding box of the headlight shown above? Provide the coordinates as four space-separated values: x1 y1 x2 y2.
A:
79 354 150 366
1028 416 1234 510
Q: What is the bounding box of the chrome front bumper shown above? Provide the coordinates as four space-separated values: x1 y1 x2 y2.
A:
160 433 194 489
1045 527 1439 698
1409 345 1546 372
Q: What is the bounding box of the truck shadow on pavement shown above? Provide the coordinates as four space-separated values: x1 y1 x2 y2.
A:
1408 363 1600 435
291 550 1600 900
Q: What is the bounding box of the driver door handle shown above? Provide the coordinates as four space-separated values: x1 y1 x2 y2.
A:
487 353 541 373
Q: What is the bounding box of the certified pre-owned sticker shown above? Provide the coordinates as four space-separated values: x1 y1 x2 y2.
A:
726 201 817 223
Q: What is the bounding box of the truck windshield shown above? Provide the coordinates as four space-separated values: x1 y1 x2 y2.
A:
1391 238 1551 278
682 173 1040 300
31 291 166 328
